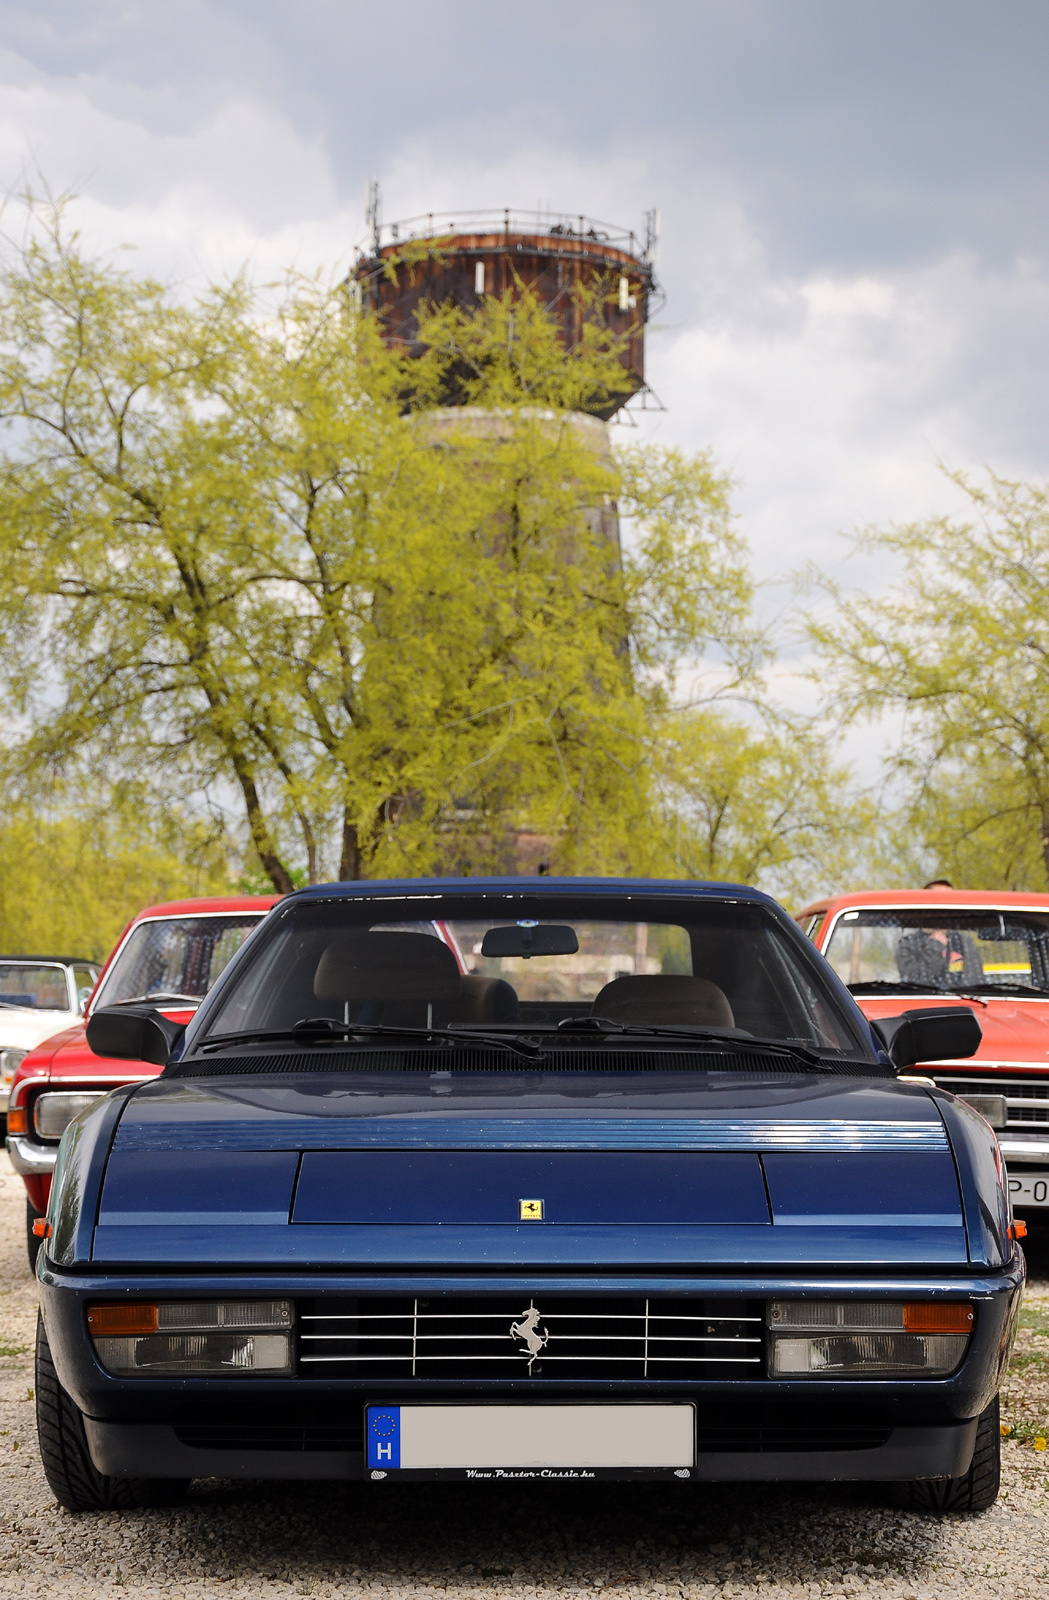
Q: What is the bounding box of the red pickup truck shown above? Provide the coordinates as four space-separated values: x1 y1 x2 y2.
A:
6 894 278 1264
798 886 1049 1222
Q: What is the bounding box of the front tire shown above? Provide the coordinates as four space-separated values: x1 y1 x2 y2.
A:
889 1396 1000 1513
35 1313 188 1512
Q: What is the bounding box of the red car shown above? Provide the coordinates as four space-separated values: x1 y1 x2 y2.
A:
798 886 1049 1221
6 894 279 1263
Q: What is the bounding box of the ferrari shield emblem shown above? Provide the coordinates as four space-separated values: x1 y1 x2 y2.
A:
519 1198 544 1221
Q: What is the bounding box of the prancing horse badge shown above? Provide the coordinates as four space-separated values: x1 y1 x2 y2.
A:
519 1198 544 1221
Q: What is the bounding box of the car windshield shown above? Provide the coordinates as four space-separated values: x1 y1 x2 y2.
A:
97 915 266 1008
195 894 867 1056
0 963 69 1011
825 908 1049 994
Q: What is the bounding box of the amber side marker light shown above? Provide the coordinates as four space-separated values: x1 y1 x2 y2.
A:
87 1304 158 1336
6 1108 26 1134
31 1218 50 1239
902 1303 974 1334
1010 1220 1029 1240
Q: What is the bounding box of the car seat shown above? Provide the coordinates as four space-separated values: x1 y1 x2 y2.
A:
442 976 519 1023
313 931 519 1027
591 974 735 1028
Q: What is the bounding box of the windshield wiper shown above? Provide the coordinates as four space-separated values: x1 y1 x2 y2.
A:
950 981 1049 998
846 978 996 1008
847 980 949 995
561 1019 835 1071
109 992 203 1007
196 1019 546 1062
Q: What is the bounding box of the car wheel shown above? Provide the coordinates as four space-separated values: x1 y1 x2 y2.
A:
26 1199 44 1274
35 1313 189 1512
888 1395 1000 1513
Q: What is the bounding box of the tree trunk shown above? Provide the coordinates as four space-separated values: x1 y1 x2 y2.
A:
231 757 296 894
340 812 361 880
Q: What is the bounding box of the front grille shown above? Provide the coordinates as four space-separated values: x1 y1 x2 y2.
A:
935 1074 1049 1130
297 1295 764 1380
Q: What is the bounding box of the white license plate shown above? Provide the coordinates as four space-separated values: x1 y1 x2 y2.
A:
365 1403 694 1476
1009 1170 1049 1207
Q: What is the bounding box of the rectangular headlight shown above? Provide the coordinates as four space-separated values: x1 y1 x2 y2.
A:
33 1090 106 1141
771 1332 968 1376
88 1300 293 1375
768 1301 972 1377
94 1332 291 1375
959 1093 1008 1128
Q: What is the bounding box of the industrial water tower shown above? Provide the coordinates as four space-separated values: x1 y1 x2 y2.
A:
352 190 662 418
352 192 664 873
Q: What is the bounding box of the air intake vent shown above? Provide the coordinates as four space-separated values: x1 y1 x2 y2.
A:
172 1401 365 1452
167 1050 872 1078
693 1403 893 1452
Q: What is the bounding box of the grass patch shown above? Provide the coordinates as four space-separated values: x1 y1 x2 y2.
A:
1008 1352 1049 1371
1000 1418 1049 1444
0 1344 26 1358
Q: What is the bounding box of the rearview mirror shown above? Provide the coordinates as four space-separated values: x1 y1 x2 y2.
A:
85 1006 186 1066
871 1006 982 1069
480 924 579 959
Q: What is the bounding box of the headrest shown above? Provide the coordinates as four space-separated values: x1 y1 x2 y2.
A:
592 974 735 1029
314 931 462 1003
445 975 520 1023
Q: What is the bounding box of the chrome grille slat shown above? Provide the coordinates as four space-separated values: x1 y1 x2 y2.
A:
300 1353 761 1364
935 1074 1049 1130
297 1295 765 1380
300 1312 764 1323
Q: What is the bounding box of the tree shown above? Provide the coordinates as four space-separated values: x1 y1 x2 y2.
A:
648 706 872 904
0 200 759 888
0 783 232 959
808 469 1049 890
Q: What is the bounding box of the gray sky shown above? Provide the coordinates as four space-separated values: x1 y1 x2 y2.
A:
2 0 1047 731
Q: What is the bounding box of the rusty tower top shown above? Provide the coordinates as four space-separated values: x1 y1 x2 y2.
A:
353 197 663 420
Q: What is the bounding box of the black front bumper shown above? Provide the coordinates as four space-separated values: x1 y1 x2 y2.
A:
40 1261 1023 1486
83 1414 980 1483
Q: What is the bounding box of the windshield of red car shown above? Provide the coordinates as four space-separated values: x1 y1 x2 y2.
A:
96 915 266 1008
825 908 1049 993
194 895 867 1055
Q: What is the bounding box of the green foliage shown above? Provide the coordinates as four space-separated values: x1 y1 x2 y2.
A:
616 443 760 688
808 470 1049 890
405 279 638 416
648 706 873 906
0 794 232 960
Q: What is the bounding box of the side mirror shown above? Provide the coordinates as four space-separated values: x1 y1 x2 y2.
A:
871 1005 982 1070
85 1006 186 1066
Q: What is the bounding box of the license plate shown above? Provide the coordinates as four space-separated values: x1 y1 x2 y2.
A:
1009 1170 1049 1208
365 1403 695 1479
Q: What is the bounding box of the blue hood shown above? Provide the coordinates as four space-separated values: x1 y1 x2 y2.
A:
82 1072 996 1270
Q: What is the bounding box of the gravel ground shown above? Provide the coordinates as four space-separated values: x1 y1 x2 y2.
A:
0 1156 1047 1600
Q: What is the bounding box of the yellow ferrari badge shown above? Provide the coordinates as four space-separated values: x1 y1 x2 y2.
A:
519 1198 544 1221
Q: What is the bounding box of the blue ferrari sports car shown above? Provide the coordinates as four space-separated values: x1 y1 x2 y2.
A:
30 879 1022 1513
